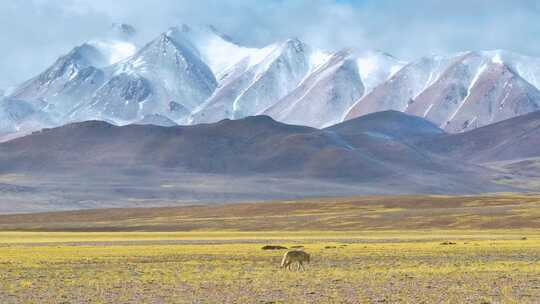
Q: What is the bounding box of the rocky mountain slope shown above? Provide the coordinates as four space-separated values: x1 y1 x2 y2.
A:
0 112 503 189
3 25 540 139
346 51 540 132
418 109 540 162
3 109 540 213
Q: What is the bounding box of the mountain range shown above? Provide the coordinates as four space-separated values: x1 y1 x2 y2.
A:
5 109 537 180
2 23 540 213
3 108 540 213
4 23 540 140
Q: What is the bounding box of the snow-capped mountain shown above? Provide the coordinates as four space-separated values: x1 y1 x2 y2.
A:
11 43 108 116
10 23 138 121
346 54 453 119
264 50 364 128
166 25 273 80
347 51 540 132
0 98 53 137
355 50 406 94
5 23 540 139
189 38 311 124
69 31 217 124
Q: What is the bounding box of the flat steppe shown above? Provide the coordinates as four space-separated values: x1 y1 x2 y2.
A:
0 194 539 303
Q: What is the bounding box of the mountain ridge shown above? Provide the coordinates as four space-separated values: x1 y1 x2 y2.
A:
3 23 540 140
2 109 536 213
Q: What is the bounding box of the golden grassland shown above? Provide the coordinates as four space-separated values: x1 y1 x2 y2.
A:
0 231 539 303
1 194 540 303
1 193 539 231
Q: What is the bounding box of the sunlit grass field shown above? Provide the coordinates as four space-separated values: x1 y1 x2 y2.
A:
0 231 539 303
1 194 540 303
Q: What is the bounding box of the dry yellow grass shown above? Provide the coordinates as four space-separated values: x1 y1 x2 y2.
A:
0 231 539 303
1 193 539 231
1 194 539 303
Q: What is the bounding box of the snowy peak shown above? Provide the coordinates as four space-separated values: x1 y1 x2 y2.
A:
255 38 309 79
72 30 218 125
406 51 488 126
134 32 199 65
38 43 107 82
166 24 267 79
349 50 540 133
11 43 107 105
189 37 311 124
265 50 364 128
231 38 309 81
441 61 540 132
481 49 540 89
61 43 109 69
9 22 140 118
110 30 218 97
355 50 407 94
345 53 452 120
264 48 405 128
87 40 137 66
79 23 138 66
404 51 540 132
282 38 307 53
6 22 540 141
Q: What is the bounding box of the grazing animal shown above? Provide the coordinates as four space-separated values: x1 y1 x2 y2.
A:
280 250 310 271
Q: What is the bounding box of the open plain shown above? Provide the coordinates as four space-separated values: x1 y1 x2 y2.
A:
0 194 539 303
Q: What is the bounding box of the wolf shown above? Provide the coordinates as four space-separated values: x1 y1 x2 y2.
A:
280 250 310 271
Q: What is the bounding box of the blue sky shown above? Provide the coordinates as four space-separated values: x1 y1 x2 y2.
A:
1 0 539 88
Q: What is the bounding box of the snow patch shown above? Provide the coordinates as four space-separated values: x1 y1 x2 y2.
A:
356 51 407 95
356 56 378 80
447 63 488 123
90 40 137 65
491 52 503 65
499 81 513 108
309 50 332 71
423 104 434 117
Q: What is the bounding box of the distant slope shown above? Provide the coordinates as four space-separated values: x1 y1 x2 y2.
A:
1 194 538 231
327 110 444 140
346 51 540 133
0 113 499 190
418 110 540 162
0 112 526 213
